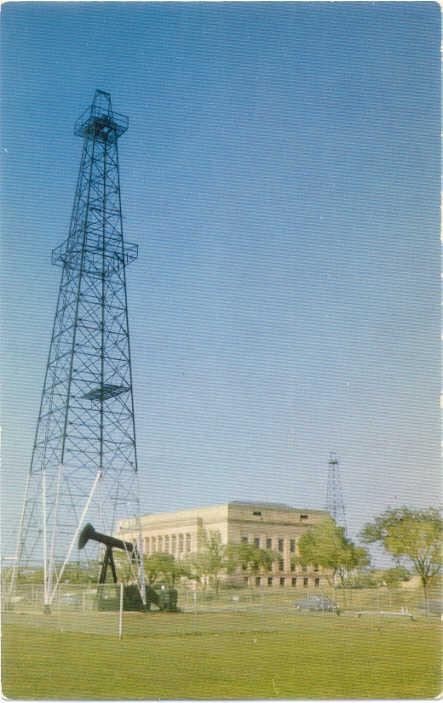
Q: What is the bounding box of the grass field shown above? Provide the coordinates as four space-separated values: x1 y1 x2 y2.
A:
2 609 441 699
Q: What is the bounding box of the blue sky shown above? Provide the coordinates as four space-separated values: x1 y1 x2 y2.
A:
1 2 440 562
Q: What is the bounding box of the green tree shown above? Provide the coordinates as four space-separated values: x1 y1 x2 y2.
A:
382 565 410 588
361 507 442 611
344 569 379 589
61 561 101 584
227 543 278 580
190 528 229 594
143 553 190 586
296 518 370 591
14 561 100 585
112 551 134 584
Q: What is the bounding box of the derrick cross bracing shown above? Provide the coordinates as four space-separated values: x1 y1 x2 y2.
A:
325 452 347 533
10 90 145 608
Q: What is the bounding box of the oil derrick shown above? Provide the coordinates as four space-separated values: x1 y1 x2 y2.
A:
325 452 347 533
10 90 144 608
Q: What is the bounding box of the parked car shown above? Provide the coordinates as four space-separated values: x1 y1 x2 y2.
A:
418 600 443 615
294 594 340 613
58 592 82 606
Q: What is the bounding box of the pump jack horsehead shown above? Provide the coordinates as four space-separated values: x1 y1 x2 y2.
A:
78 523 139 585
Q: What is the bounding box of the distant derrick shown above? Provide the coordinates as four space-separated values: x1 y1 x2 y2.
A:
325 452 347 532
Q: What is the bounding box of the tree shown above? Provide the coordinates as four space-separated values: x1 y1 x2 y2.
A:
361 507 442 612
227 543 278 580
344 569 379 589
189 528 229 594
382 566 410 588
296 518 370 591
143 553 191 587
13 560 100 585
112 551 135 584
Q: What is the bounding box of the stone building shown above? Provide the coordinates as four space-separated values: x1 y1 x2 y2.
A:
118 501 330 588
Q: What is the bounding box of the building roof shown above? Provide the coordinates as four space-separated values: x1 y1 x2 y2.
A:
229 500 299 510
120 501 328 525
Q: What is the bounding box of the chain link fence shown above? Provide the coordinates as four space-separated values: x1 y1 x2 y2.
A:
3 582 440 638
3 584 121 636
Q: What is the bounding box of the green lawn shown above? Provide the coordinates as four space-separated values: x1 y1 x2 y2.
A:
2 610 441 699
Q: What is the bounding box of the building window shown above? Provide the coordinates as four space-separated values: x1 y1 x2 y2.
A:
242 563 247 571
290 562 295 572
268 576 273 586
171 535 176 554
314 577 320 587
144 537 150 554
178 534 184 553
254 537 260 548
290 539 296 553
186 534 191 552
303 577 309 587
292 577 297 587
278 560 284 571
280 577 285 587
151 537 156 552
266 538 272 549
244 576 249 584
278 538 284 552
164 535 170 553
241 536 248 544
255 576 261 587
158 536 163 551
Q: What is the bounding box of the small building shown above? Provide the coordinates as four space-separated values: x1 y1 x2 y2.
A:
119 501 330 588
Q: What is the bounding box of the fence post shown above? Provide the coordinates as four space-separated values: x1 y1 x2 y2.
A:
118 583 124 640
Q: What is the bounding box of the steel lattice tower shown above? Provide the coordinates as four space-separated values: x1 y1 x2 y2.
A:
11 90 144 607
325 452 347 532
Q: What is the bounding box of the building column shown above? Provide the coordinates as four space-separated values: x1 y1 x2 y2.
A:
283 539 290 585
